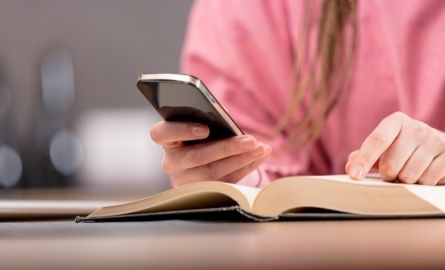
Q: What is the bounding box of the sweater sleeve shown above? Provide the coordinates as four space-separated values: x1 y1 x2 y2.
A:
180 0 311 186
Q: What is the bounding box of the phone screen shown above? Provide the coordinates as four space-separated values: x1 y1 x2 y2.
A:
137 78 243 144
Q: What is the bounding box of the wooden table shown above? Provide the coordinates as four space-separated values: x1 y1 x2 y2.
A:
1 190 445 269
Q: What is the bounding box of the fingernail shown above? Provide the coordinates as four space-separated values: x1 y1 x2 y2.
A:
239 137 255 150
192 126 207 137
350 164 365 179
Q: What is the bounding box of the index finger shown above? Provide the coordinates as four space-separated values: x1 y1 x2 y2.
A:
150 121 209 147
349 114 403 179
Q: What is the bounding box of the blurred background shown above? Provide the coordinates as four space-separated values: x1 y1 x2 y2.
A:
0 0 194 193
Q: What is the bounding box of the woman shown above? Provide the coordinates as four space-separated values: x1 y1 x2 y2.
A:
150 0 445 187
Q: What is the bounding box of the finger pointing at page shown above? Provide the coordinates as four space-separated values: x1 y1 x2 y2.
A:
348 112 404 179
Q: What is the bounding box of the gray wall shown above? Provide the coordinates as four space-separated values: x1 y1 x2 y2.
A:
0 0 194 189
0 0 193 138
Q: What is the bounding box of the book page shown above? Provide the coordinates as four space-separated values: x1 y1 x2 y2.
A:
304 174 398 186
229 184 261 208
310 175 445 211
302 175 445 213
404 185 445 212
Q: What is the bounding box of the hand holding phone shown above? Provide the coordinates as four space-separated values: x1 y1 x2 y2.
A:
137 73 243 145
137 74 272 185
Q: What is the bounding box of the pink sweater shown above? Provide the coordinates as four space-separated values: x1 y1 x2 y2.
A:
180 0 445 187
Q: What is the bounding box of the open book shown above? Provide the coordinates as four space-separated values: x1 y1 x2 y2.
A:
75 175 445 222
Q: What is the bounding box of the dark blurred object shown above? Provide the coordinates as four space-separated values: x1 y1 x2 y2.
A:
0 76 23 188
23 47 84 188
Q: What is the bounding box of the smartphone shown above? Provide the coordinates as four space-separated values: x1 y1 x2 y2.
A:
137 73 244 144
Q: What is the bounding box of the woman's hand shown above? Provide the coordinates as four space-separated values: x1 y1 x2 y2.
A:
346 112 445 185
150 121 272 186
